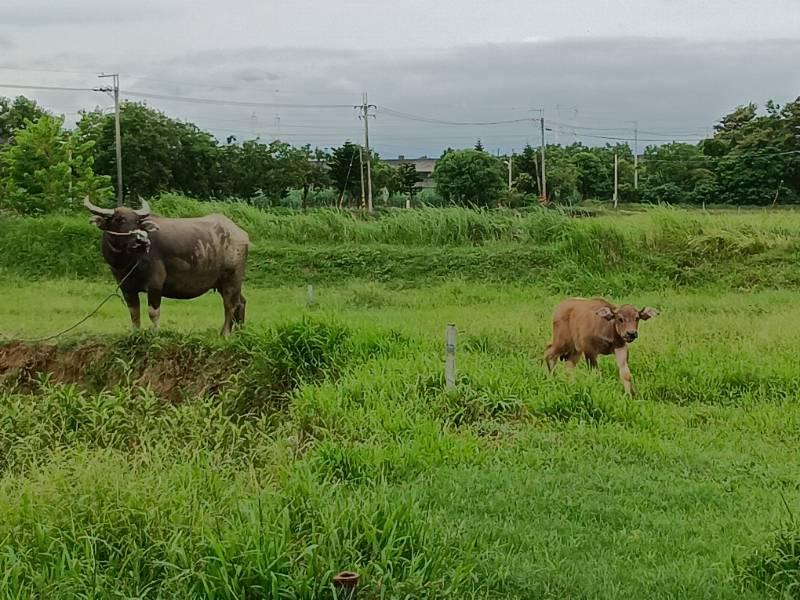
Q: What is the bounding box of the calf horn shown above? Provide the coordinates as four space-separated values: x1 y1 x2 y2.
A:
83 196 114 216
134 197 151 217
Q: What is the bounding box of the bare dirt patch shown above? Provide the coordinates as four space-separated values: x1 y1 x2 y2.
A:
0 340 232 402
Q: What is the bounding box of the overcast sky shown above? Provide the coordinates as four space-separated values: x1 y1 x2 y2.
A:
1 0 798 157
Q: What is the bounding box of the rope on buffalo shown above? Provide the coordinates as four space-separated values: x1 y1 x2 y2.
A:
1 257 143 344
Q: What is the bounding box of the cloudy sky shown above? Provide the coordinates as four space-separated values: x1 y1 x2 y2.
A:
1 0 798 157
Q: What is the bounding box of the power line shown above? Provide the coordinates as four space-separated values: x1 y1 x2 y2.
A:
640 149 800 163
378 106 532 126
549 127 705 143
0 65 98 76
548 119 709 137
120 89 353 110
0 83 93 93
3 79 796 158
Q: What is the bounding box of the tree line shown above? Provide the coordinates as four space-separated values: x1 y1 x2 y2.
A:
0 95 798 214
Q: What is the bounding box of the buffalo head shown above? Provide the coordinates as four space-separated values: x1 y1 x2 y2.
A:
84 197 159 251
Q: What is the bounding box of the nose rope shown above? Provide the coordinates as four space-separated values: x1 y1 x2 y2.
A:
104 229 151 253
103 228 149 239
0 257 143 343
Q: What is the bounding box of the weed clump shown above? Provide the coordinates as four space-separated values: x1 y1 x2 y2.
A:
739 524 800 597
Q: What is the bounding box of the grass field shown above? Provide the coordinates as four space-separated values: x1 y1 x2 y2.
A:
2 202 800 598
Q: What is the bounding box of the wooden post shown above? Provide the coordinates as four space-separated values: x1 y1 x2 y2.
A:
772 179 784 209
445 323 456 390
333 572 359 600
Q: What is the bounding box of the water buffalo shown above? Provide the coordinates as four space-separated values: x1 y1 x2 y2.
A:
84 197 250 336
545 298 658 395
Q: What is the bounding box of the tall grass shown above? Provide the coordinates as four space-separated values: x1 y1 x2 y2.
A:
3 194 800 291
3 290 800 597
4 201 800 597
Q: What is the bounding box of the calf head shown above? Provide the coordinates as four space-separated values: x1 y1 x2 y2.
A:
84 197 158 251
596 304 658 343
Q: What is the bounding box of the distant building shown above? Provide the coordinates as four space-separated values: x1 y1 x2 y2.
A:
384 155 438 189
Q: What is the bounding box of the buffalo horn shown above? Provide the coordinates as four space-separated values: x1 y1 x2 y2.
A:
135 197 151 217
83 196 114 216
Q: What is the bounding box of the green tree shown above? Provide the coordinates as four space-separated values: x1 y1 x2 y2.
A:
702 99 799 204
171 123 222 198
77 102 224 200
542 145 580 204
572 149 607 199
78 102 179 199
0 96 47 146
219 139 297 202
290 145 331 208
515 144 541 195
433 148 505 207
397 162 423 206
369 158 395 205
640 142 715 205
327 142 368 205
0 115 110 215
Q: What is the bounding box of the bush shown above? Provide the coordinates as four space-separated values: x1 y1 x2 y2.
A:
739 523 800 597
0 115 110 215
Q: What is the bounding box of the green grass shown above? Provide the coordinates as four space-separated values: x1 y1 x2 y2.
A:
4 195 800 292
2 275 800 597
3 198 800 597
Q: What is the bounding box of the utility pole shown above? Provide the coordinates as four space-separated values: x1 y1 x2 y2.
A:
355 92 376 212
67 146 72 204
613 152 619 208
506 152 513 189
358 145 366 209
633 121 639 191
540 112 547 202
95 73 122 206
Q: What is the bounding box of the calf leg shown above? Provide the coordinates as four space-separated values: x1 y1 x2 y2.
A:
147 289 162 329
614 345 634 395
123 291 141 330
564 351 581 381
585 354 599 370
544 344 559 373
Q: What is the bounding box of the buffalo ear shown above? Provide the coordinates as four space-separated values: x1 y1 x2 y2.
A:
596 307 615 321
139 219 159 232
89 215 111 229
639 307 658 320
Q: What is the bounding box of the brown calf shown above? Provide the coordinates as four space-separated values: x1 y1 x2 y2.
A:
544 298 658 395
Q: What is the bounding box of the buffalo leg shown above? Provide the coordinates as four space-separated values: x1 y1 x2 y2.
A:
147 289 162 329
585 354 599 370
220 289 238 337
233 292 246 327
123 291 141 330
614 346 634 395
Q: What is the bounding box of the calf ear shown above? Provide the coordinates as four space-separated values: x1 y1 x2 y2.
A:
639 307 658 320
139 219 159 232
596 307 615 321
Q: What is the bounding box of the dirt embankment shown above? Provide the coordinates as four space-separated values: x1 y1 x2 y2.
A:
1 320 354 406
0 340 234 402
